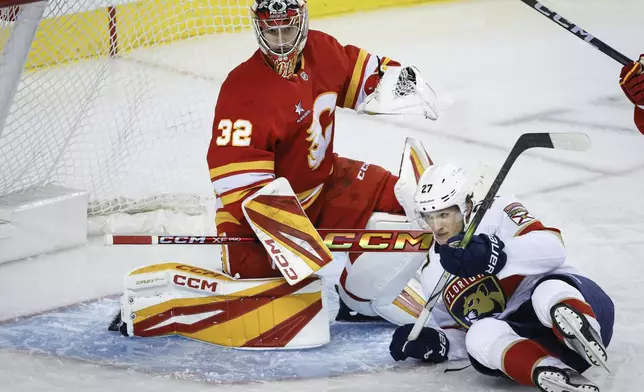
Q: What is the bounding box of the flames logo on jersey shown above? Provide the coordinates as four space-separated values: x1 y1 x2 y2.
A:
306 92 337 170
443 275 507 329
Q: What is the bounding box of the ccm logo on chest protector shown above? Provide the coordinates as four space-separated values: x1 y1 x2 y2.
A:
357 163 369 180
172 275 218 292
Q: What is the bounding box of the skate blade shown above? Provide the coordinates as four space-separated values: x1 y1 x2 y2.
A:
538 372 599 392
554 306 611 373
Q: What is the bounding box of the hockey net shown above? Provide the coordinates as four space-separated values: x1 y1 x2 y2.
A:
0 0 252 234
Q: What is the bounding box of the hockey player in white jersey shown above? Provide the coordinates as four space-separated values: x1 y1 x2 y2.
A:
388 164 615 392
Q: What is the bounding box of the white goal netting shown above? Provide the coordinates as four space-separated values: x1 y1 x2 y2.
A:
0 0 253 230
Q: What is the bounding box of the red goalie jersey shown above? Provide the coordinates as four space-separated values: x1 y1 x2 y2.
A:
207 30 403 279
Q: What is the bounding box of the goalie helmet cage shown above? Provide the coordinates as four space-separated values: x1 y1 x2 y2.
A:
0 0 252 229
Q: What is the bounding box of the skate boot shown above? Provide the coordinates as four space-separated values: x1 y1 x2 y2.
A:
533 365 599 392
551 302 609 371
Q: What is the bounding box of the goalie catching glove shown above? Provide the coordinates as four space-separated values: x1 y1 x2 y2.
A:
357 64 439 120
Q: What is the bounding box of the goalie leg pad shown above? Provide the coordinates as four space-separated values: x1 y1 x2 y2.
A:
339 213 427 325
394 137 433 222
120 262 329 349
372 274 426 325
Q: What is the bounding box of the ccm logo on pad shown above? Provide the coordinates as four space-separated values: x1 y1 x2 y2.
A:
172 274 218 293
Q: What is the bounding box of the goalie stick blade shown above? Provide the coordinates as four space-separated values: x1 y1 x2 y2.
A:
549 132 591 151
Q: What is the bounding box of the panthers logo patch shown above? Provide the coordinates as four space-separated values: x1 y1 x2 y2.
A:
503 202 535 226
443 275 507 329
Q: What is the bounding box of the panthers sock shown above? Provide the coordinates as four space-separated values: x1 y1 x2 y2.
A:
502 339 552 386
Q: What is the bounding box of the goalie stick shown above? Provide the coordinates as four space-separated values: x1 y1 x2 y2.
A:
105 230 433 253
519 0 632 66
406 132 591 341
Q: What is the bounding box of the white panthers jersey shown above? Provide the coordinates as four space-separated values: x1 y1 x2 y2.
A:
419 195 578 361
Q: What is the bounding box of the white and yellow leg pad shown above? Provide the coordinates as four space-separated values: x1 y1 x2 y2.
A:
120 262 329 349
338 213 428 325
374 274 427 324
395 137 434 219
338 137 433 324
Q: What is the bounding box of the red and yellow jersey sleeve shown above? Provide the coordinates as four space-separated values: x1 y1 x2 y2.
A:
207 78 277 233
635 105 644 134
307 30 399 111
338 44 399 110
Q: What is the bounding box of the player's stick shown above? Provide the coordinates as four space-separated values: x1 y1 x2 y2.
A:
406 132 591 341
105 230 433 253
519 0 632 66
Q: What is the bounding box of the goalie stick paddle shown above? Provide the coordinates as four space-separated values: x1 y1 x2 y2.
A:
406 132 591 341
519 0 632 66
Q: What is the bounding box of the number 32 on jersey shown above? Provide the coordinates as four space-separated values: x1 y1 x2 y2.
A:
216 119 252 146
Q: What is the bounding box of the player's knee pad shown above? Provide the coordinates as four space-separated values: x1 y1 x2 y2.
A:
120 262 329 349
339 212 427 324
466 318 518 370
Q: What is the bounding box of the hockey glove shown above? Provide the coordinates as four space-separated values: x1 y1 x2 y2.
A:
389 324 449 363
620 54 644 106
438 233 507 278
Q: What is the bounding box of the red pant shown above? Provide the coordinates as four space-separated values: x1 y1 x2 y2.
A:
220 155 404 278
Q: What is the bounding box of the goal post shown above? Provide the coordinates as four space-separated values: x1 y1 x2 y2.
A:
0 1 46 137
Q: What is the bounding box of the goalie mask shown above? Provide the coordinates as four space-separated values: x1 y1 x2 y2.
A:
251 0 309 79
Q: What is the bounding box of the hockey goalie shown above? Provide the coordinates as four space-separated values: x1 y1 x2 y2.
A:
113 0 439 349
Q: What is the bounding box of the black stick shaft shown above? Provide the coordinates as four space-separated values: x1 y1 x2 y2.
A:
520 0 632 66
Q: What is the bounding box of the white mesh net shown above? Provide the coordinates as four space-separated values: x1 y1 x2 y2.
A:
0 0 252 224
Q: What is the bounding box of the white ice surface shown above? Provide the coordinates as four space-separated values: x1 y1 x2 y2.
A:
2 0 644 390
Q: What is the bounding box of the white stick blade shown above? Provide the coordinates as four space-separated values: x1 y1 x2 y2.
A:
550 133 591 151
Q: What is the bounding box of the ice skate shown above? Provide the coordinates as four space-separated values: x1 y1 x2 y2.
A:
533 366 599 392
551 303 609 372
